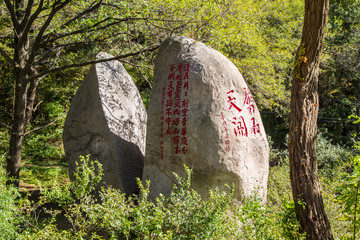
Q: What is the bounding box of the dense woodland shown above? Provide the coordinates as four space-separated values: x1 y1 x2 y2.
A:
0 0 360 239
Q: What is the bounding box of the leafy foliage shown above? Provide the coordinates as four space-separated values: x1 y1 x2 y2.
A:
317 132 350 178
319 0 360 146
0 156 316 239
0 157 21 240
336 140 360 239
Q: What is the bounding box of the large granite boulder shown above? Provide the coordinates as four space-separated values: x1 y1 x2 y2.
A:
63 52 147 196
142 37 269 201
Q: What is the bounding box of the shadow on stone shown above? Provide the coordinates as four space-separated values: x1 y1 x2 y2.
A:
63 52 147 196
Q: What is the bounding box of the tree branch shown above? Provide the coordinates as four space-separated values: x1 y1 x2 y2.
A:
21 0 34 28
28 45 159 81
120 59 153 71
3 0 19 29
0 122 12 129
19 0 45 46
62 0 102 28
40 16 111 48
25 0 71 73
22 0 44 36
34 38 107 65
24 111 66 136
0 109 14 118
135 60 153 89
0 46 14 64
42 16 180 47
42 16 127 45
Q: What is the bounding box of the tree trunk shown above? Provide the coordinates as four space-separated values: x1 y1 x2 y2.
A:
6 0 29 186
6 75 28 187
25 77 41 130
6 45 29 187
288 0 333 239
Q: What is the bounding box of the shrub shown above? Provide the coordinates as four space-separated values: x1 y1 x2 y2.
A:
15 155 319 239
0 156 21 240
267 164 305 240
317 132 350 179
335 141 360 240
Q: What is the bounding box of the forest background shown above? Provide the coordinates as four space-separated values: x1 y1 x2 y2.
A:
0 0 360 239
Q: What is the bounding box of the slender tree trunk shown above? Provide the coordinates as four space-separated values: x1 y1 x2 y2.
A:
288 0 333 239
25 78 41 130
6 53 29 187
6 0 29 186
6 75 28 186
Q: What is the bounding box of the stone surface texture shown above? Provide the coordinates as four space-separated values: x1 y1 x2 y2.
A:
63 52 146 195
142 36 269 201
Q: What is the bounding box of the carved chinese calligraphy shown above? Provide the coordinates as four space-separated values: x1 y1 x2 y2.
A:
143 37 269 202
220 112 231 151
226 88 261 139
163 63 190 155
63 52 147 196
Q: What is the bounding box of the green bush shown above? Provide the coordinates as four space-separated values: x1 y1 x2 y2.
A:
317 132 350 179
2 155 333 239
335 140 360 240
37 163 240 239
16 157 306 239
0 157 21 240
267 164 305 240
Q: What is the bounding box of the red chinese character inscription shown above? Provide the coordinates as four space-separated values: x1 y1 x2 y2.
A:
225 88 260 138
161 62 190 155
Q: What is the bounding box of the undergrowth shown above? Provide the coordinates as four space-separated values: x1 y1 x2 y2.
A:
1 155 306 240
1 132 358 240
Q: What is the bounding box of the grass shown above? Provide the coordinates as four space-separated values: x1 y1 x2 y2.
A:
20 157 69 190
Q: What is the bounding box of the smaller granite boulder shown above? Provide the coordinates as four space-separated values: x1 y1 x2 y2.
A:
63 52 147 196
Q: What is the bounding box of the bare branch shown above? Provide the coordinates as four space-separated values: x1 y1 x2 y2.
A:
23 0 45 31
43 16 181 46
25 0 71 73
120 59 153 71
33 100 43 112
135 61 152 89
28 45 159 81
144 17 190 34
0 122 11 129
33 48 56 66
62 0 102 27
24 111 66 136
22 0 35 26
3 0 19 29
41 16 113 46
34 37 106 65
19 0 45 46
0 109 14 118
0 46 14 64
49 46 63 69
113 17 183 23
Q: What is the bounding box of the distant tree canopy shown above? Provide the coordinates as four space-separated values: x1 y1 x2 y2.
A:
319 0 360 145
0 0 305 118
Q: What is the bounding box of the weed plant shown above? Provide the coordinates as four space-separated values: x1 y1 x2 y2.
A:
0 156 21 240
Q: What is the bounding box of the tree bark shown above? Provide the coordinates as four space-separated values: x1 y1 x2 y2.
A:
6 75 28 187
289 0 333 239
6 0 29 186
25 77 40 131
